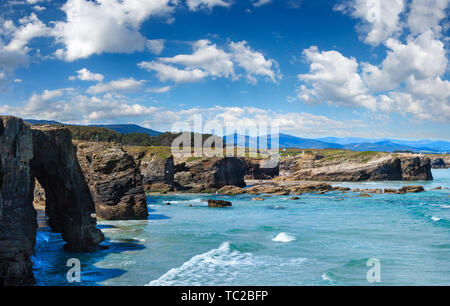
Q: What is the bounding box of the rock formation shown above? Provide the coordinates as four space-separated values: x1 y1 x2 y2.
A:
75 142 148 220
0 117 104 286
430 157 447 169
242 158 279 180
0 116 36 286
208 199 232 208
399 155 433 181
174 157 246 191
280 153 433 182
134 152 174 192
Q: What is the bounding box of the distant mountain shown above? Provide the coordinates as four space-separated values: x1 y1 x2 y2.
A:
318 137 450 152
342 141 432 153
224 133 343 149
91 124 162 137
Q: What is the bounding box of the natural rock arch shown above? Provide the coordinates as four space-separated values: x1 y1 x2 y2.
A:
0 117 104 286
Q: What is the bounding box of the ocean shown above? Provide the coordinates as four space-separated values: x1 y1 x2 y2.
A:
32 169 450 286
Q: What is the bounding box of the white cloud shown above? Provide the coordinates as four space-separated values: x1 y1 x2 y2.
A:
146 86 172 93
186 0 231 11
335 0 405 46
138 61 208 83
298 46 376 110
138 105 368 137
33 5 46 11
0 13 50 70
26 0 43 4
53 0 174 61
147 39 165 55
69 68 104 82
86 78 145 94
0 88 158 123
140 39 279 84
252 0 272 7
229 41 280 84
362 30 447 92
408 0 449 35
159 39 235 79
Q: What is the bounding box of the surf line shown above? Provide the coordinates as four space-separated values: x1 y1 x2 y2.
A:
181 290 215 304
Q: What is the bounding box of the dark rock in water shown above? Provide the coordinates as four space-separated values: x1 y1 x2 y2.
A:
0 116 36 286
384 188 397 194
0 117 104 286
290 196 300 200
76 142 148 220
30 127 105 252
358 193 372 198
398 185 425 193
399 156 433 181
208 199 232 208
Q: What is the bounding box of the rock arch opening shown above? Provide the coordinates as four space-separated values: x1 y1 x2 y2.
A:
0 117 104 286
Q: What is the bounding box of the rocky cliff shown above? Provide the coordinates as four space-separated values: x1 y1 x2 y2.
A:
127 149 174 192
0 117 104 286
75 142 148 220
174 157 246 191
242 158 279 180
280 152 433 182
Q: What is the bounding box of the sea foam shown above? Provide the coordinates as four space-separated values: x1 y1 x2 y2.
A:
272 233 297 243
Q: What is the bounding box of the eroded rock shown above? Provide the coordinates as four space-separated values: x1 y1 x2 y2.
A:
76 142 148 220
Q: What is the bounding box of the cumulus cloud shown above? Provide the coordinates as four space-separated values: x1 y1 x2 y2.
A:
137 105 368 137
362 30 447 92
159 40 235 79
299 0 450 123
139 39 279 84
229 41 280 84
53 0 174 61
0 13 50 70
86 78 145 94
335 0 405 46
298 46 376 110
69 68 104 82
408 0 449 35
186 0 231 11
138 61 208 83
0 88 158 123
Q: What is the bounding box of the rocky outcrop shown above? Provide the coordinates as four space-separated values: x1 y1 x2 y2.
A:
138 154 174 192
208 199 232 208
281 153 433 182
399 155 433 181
0 117 104 286
242 158 279 180
76 142 148 220
30 127 105 252
0 116 36 286
174 157 246 191
430 157 447 169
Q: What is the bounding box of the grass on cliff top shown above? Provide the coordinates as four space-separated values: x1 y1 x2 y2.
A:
123 146 173 159
279 148 384 163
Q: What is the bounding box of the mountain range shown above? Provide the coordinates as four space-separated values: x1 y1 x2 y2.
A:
24 120 449 153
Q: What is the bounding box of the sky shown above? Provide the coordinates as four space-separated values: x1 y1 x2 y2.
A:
0 0 449 140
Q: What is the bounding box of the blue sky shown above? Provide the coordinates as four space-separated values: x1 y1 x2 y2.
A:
0 0 449 140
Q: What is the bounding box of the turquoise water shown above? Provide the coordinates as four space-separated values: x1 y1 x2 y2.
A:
33 169 450 286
